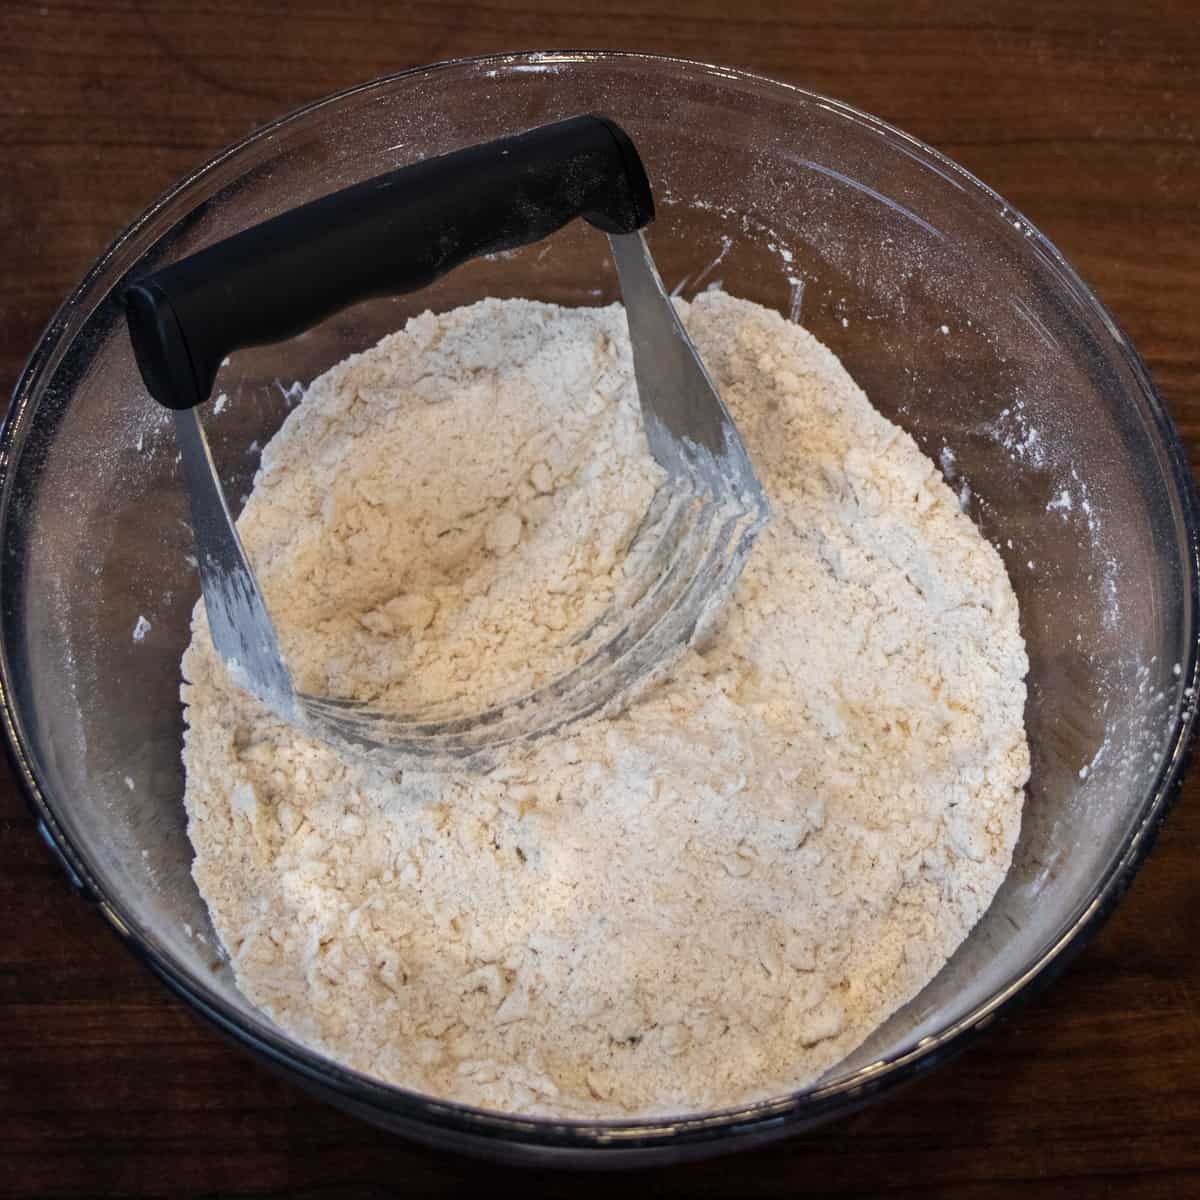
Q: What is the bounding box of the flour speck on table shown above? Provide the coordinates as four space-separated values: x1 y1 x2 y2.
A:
180 292 1029 1117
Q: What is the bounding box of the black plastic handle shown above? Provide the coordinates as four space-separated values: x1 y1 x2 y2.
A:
124 114 654 410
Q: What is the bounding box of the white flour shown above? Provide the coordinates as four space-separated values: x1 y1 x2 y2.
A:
236 300 664 716
181 293 1029 1117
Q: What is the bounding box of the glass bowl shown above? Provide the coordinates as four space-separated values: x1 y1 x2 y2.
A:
3 51 1197 1166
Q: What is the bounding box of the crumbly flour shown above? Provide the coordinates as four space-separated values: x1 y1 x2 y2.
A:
182 293 1029 1117
234 300 665 716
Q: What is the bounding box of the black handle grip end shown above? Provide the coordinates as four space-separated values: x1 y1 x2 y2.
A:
125 283 205 411
582 115 655 234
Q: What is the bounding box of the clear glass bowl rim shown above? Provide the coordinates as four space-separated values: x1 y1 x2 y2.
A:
3 49 1198 1152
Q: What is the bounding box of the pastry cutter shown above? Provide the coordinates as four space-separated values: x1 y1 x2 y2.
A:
124 115 768 764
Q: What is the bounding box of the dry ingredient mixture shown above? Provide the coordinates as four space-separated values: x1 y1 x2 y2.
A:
182 292 1030 1117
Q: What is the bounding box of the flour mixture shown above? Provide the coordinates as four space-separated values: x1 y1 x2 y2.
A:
181 292 1030 1116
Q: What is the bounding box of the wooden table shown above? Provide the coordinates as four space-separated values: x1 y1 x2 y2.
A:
2 2 1197 1195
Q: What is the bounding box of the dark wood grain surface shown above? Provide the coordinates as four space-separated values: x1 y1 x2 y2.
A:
2 2 1198 1196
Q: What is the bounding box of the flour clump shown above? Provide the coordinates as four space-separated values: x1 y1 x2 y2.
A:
181 292 1030 1116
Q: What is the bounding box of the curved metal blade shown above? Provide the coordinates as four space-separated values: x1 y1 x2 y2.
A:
607 230 767 517
174 407 297 720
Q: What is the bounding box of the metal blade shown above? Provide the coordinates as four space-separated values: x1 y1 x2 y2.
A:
174 407 297 720
608 230 765 508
